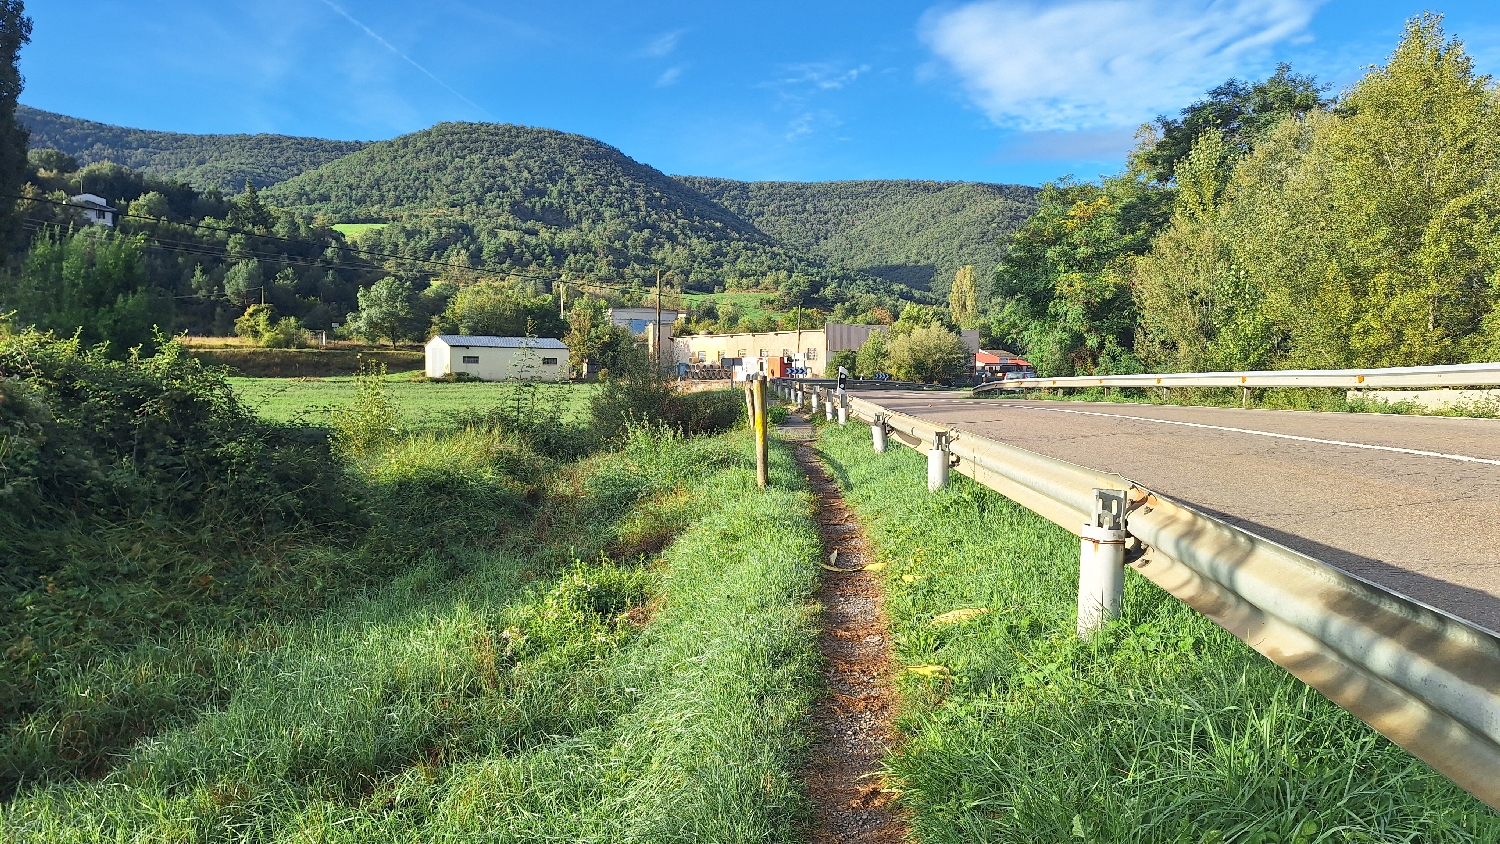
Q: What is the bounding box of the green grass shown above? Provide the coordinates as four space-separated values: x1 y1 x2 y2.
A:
683 291 785 324
812 418 1500 842
330 222 388 238
230 375 596 427
2 424 823 841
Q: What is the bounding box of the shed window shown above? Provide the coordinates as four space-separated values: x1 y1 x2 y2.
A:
541 357 558 365
462 355 480 364
806 348 818 361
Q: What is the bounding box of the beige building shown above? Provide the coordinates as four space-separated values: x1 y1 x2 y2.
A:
674 324 980 376
425 335 569 381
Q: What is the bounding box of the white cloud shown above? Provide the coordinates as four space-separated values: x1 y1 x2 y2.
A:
779 62 871 91
639 30 685 58
656 66 684 87
920 0 1321 131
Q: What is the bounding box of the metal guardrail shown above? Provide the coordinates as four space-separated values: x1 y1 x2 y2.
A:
779 380 1500 811
974 360 1500 394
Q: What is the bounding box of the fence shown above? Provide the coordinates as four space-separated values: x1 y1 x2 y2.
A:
777 379 1500 812
975 361 1500 402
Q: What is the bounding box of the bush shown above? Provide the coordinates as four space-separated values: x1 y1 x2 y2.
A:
234 304 309 348
887 324 970 383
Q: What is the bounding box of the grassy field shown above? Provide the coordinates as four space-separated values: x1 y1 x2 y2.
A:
812 418 1499 842
3 418 823 841
230 375 596 427
330 222 389 239
684 291 785 324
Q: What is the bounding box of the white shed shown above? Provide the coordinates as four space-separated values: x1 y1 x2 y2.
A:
425 335 569 381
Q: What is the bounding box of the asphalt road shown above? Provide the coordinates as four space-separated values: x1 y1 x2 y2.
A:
859 392 1500 633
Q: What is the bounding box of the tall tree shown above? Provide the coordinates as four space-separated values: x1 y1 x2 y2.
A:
948 265 978 327
0 2 30 258
346 278 415 348
1137 64 1331 184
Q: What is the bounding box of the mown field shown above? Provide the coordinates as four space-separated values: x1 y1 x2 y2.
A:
813 418 1499 842
1 335 822 841
229 375 595 427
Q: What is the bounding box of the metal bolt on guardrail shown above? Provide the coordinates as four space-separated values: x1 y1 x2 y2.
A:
1078 489 1128 637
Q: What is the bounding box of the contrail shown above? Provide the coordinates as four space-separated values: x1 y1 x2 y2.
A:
320 0 491 118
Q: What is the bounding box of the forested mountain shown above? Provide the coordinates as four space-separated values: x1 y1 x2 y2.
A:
677 177 1039 294
17 105 368 189
261 121 928 309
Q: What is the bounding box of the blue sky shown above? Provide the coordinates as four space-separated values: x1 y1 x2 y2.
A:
18 1 1500 186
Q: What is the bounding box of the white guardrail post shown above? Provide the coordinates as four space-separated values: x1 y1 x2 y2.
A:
825 389 835 422
871 413 888 453
1078 489 1128 637
927 431 951 491
837 390 848 425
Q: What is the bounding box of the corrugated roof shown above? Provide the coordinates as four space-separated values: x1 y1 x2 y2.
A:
431 335 568 349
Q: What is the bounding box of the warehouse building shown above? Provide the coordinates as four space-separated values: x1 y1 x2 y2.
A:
424 335 569 381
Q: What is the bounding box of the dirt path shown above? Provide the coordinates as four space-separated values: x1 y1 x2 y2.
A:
782 414 907 844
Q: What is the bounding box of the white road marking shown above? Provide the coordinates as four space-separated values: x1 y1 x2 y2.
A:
986 405 1500 467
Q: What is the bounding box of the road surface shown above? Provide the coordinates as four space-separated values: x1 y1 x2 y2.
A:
858 392 1500 633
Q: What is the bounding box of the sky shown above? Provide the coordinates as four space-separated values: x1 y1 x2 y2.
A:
18 1 1500 186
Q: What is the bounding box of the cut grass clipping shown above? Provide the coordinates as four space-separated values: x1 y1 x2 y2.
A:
813 419 1499 843
2 426 821 842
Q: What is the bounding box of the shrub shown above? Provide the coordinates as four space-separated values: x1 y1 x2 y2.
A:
887 324 971 383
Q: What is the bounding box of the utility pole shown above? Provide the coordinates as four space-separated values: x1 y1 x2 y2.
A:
558 279 567 318
654 269 663 372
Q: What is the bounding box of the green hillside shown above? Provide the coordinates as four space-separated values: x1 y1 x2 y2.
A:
677 177 1039 293
261 121 927 307
17 105 369 189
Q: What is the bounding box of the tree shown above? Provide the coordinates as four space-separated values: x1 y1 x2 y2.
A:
227 181 274 233
436 280 566 338
126 191 170 220
28 148 74 174
4 225 169 354
1137 64 1331 183
948 265 978 326
0 2 30 257
1136 14 1500 371
855 329 889 377
223 259 264 306
564 295 644 378
346 278 415 348
886 325 970 383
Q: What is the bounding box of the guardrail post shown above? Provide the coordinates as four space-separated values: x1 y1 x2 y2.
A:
1078 489 1127 637
825 389 835 421
1161 386 1170 402
927 431 950 492
837 390 848 425
795 386 804 409
871 413 888 453
1241 386 1250 408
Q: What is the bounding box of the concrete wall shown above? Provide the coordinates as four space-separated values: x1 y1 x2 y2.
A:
425 340 568 381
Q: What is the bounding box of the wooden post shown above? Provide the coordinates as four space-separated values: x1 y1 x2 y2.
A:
753 376 769 488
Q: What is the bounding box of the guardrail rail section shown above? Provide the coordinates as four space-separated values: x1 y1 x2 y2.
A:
776 378 1500 812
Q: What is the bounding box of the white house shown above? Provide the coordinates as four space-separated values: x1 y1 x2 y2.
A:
70 193 117 227
424 335 569 381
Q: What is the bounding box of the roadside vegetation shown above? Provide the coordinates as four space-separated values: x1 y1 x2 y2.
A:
813 418 1499 842
0 329 821 841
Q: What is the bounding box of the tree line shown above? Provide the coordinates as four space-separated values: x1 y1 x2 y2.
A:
986 15 1500 376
